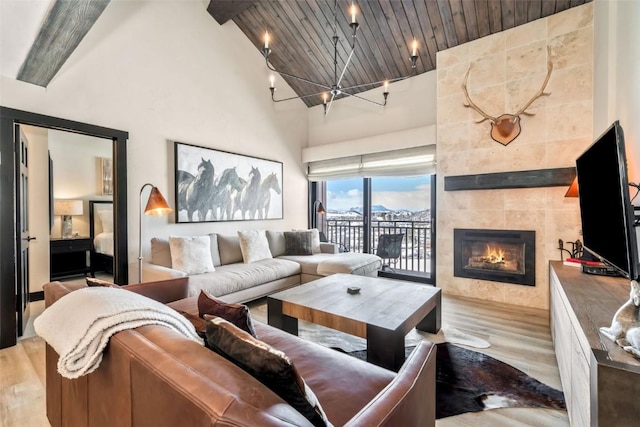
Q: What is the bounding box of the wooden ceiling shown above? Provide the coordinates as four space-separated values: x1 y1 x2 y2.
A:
208 0 592 107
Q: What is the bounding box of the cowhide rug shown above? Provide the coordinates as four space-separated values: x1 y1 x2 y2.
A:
344 343 566 419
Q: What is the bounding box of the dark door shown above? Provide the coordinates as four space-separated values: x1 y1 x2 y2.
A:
16 126 32 336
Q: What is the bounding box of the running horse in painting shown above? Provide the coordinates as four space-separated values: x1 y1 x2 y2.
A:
237 166 261 220
177 157 215 221
211 167 246 220
256 172 281 219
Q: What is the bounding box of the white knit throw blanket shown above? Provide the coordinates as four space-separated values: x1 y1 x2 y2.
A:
34 286 202 379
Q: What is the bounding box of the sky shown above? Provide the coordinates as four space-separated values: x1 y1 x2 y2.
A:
326 176 431 211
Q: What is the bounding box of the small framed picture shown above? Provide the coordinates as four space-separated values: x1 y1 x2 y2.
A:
100 157 113 195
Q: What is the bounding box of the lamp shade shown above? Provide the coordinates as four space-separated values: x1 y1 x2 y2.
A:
54 199 83 216
316 201 325 214
565 177 579 198
144 187 173 216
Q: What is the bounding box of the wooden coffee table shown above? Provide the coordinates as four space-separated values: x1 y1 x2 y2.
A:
267 274 441 371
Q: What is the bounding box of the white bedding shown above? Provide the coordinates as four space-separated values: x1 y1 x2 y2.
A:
94 232 114 256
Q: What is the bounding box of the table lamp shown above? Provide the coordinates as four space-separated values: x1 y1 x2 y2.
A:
54 199 83 239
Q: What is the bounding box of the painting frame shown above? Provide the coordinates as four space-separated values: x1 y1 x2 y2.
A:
100 157 113 195
174 141 283 223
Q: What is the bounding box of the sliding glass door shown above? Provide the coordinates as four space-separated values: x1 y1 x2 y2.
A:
319 174 435 283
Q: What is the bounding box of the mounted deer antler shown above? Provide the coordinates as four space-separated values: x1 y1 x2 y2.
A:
462 46 553 146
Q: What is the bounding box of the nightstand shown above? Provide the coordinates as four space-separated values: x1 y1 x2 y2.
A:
50 237 91 280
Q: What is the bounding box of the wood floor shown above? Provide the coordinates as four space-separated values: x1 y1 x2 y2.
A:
0 293 569 427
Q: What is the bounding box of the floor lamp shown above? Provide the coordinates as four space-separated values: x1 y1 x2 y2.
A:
139 183 172 283
312 200 326 241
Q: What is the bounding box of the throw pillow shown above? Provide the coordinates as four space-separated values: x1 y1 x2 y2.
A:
309 228 322 254
284 231 314 255
86 277 117 287
217 234 244 265
237 230 273 263
169 236 215 275
98 210 114 233
198 290 257 338
205 317 331 427
177 310 207 339
151 238 172 268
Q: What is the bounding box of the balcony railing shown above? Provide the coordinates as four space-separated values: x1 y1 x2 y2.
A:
325 219 432 273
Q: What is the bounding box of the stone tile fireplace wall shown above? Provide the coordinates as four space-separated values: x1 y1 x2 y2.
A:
435 3 593 309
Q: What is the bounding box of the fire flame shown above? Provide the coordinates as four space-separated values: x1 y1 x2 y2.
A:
483 244 505 264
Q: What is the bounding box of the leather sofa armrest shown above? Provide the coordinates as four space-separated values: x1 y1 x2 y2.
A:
43 281 88 308
123 277 190 304
344 341 436 427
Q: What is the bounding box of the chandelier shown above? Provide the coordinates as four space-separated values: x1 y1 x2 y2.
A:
261 0 419 115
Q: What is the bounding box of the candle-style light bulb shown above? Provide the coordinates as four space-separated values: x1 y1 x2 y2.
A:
323 93 328 104
351 3 356 23
412 38 418 56
383 81 389 93
269 75 275 89
264 31 270 49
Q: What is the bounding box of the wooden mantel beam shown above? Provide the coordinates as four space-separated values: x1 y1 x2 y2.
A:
207 0 256 25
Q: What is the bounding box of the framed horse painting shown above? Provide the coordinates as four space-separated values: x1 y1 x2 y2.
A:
174 142 283 223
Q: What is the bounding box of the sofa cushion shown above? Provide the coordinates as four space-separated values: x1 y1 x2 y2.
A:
266 231 286 257
317 253 382 277
151 238 172 268
277 253 338 275
207 233 222 267
284 231 314 255
186 258 301 298
238 230 273 263
217 234 244 265
169 236 215 275
198 290 257 337
205 316 331 427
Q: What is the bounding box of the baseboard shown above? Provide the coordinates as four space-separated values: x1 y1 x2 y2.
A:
30 291 44 302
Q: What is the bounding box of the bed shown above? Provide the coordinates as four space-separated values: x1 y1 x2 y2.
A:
89 200 114 276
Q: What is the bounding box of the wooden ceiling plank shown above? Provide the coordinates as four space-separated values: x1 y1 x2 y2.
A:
17 0 111 87
436 0 459 48
527 0 542 21
363 1 412 78
449 0 470 45
541 0 557 17
357 0 406 79
411 0 439 69
570 0 585 7
555 0 570 13
474 0 492 37
514 0 528 26
461 0 479 41
206 0 255 25
399 0 434 71
381 0 424 74
424 0 449 50
501 0 516 30
488 0 503 33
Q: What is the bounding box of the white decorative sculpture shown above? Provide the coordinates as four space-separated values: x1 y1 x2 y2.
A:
600 280 640 358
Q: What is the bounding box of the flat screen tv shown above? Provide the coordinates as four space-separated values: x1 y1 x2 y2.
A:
576 120 639 281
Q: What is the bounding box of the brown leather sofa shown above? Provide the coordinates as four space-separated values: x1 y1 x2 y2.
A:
43 278 436 427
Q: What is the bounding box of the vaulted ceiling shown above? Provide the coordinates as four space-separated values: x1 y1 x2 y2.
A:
6 0 592 108
208 0 592 107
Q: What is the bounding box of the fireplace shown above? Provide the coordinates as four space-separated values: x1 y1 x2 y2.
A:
454 229 535 286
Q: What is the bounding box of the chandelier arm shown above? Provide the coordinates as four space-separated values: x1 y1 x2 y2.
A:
325 92 337 115
266 61 332 90
340 70 418 92
339 90 387 107
336 45 356 89
272 90 329 103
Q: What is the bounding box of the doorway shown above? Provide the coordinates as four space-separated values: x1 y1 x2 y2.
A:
0 107 129 349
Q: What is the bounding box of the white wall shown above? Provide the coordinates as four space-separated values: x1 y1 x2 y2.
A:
307 68 438 148
0 0 309 283
594 0 640 181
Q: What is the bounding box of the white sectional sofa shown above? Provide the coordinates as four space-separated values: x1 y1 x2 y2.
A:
141 230 382 303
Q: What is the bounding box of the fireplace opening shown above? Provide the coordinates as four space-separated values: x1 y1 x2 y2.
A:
454 229 535 286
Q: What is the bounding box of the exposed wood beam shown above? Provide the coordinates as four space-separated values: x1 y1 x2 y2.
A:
207 0 256 25
17 0 110 87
